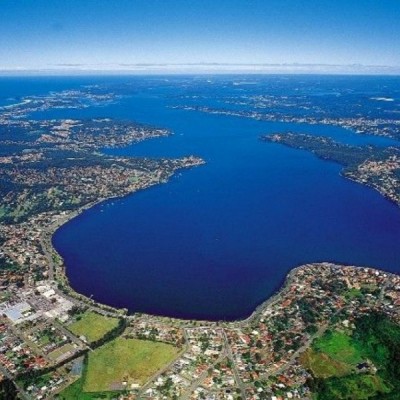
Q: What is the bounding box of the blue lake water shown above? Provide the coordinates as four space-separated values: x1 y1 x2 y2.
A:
2 76 400 320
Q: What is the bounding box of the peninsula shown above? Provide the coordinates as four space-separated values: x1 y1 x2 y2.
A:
261 132 400 207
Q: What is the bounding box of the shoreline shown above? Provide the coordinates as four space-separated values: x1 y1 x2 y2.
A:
37 145 400 325
45 193 400 325
228 260 400 327
342 170 400 209
44 200 306 323
41 158 206 319
6 141 396 325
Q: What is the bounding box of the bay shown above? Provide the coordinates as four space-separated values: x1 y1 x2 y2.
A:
48 76 400 320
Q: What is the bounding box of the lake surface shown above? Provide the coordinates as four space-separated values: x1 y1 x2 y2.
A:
5 75 400 321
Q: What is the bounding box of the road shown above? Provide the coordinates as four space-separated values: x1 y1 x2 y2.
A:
52 319 90 350
222 330 247 399
180 351 228 400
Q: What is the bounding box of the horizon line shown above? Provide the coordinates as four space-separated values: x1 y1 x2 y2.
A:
1 62 400 76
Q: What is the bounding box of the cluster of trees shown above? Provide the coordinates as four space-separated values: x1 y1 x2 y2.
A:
0 256 19 271
0 378 18 400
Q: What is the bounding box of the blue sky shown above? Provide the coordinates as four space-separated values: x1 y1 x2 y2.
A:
1 0 400 72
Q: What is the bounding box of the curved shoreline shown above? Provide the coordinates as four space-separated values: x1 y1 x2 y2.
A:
41 160 206 319
41 142 400 323
45 194 400 325
45 201 307 323
41 145 400 324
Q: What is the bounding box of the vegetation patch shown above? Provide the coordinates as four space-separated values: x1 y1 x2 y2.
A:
68 311 120 343
313 330 363 365
83 337 179 392
57 377 119 400
344 288 363 300
310 373 391 400
0 378 18 399
305 313 400 399
300 349 351 378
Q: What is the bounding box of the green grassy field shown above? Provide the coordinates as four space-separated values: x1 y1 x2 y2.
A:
57 377 119 400
57 379 92 400
305 313 400 399
67 311 120 343
313 331 363 365
300 349 351 378
300 330 366 383
83 337 179 392
300 330 363 379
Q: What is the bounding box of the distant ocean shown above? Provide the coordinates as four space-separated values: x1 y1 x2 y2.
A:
4 75 397 321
